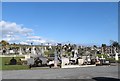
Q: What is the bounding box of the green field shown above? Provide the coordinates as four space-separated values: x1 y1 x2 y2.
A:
1 65 29 70
0 57 29 70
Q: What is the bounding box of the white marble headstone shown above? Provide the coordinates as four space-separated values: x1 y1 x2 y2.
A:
19 47 22 55
31 46 36 55
115 53 118 61
10 50 14 53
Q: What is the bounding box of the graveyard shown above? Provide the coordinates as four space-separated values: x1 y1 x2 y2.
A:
0 40 120 70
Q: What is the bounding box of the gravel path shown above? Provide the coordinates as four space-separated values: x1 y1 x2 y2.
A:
2 66 119 79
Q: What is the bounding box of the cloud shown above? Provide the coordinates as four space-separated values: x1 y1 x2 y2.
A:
0 20 33 38
25 35 57 45
26 36 47 44
0 20 33 43
27 36 42 39
26 39 46 44
23 38 57 45
2 35 20 42
0 20 57 45
20 41 29 45
26 35 57 45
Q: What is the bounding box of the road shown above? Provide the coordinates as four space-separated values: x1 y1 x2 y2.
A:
2 65 119 80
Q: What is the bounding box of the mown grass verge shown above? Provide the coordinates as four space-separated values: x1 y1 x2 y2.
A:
0 57 29 70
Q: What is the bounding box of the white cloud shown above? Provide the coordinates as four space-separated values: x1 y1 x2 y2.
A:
20 41 28 45
27 36 42 39
0 20 33 38
26 39 46 44
2 35 20 42
26 36 57 45
0 21 33 43
0 20 57 45
26 35 57 45
26 35 47 44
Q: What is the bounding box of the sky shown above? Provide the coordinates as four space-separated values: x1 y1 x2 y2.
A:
1 2 118 46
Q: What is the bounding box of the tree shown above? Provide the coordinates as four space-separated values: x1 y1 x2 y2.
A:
112 41 119 53
112 41 119 47
0 40 9 46
93 45 97 48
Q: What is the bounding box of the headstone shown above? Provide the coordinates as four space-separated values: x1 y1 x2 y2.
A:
38 47 42 55
62 57 69 66
2 50 6 54
74 53 77 58
82 56 86 62
54 50 58 67
49 45 52 49
101 55 104 59
87 56 91 63
78 59 84 65
19 47 22 55
10 57 17 65
96 56 99 61
10 50 14 54
6 50 9 55
27 58 34 65
74 49 78 55
41 47 44 55
31 46 36 55
115 53 119 61
26 48 29 52
44 47 47 51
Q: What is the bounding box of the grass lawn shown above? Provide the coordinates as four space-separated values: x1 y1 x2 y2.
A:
0 56 50 70
0 57 29 70
1 65 29 70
